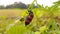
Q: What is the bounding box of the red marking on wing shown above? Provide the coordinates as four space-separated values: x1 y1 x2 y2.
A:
25 20 30 23
28 16 32 19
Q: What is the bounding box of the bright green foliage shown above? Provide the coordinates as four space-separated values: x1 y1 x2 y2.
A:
0 0 60 34
35 31 40 34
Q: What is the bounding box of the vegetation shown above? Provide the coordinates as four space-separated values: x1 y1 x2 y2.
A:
0 0 60 34
0 2 36 9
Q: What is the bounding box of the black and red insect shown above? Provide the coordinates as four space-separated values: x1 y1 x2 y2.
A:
20 10 34 26
25 10 34 26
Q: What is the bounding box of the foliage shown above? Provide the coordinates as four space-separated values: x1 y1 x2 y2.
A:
0 0 60 34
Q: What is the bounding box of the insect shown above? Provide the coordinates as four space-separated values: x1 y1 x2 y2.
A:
20 10 34 26
25 10 34 26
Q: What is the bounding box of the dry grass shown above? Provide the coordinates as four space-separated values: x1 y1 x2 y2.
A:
0 9 26 16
